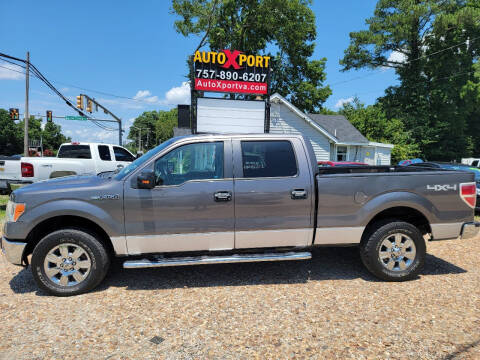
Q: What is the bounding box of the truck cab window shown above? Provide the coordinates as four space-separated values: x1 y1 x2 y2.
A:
154 142 224 186
113 147 134 162
98 145 111 161
241 140 297 178
57 145 92 159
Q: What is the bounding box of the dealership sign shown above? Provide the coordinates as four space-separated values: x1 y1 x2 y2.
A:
193 50 270 95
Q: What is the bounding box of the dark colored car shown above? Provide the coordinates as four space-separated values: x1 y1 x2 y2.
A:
318 161 368 167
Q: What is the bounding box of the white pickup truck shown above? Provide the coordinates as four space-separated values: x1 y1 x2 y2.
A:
0 143 135 193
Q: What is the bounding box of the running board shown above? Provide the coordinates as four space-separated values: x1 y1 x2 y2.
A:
123 251 311 269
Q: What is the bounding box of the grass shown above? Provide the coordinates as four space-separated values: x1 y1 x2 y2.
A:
0 194 7 228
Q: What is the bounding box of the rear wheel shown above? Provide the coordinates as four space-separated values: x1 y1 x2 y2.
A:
360 220 426 281
31 229 110 296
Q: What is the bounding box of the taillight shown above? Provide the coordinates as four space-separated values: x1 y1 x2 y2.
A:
460 182 476 208
21 162 34 177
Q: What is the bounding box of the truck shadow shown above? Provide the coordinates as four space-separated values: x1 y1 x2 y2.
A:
8 247 467 295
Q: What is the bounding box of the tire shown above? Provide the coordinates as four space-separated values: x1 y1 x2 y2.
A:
360 220 426 281
31 229 110 296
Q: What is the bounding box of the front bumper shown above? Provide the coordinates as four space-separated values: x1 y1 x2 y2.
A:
460 222 480 239
1 236 27 265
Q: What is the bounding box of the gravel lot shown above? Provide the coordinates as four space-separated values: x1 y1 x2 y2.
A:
0 233 479 359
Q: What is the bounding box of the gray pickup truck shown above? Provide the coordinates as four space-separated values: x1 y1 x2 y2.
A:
2 134 478 296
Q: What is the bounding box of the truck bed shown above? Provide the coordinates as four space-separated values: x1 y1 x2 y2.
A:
314 165 475 243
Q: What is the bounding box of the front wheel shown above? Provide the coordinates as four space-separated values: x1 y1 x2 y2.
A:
360 220 426 281
31 229 110 296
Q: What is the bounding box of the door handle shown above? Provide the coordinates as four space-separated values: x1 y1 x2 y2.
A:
214 191 232 202
291 189 307 199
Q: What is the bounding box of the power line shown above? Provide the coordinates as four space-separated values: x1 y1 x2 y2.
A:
0 63 26 76
7 55 119 132
0 52 179 106
408 35 480 63
1 61 179 107
0 52 26 63
433 70 476 82
331 35 480 87
1 58 25 68
330 71 384 86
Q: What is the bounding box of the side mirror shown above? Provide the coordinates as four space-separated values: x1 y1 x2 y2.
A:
137 170 155 189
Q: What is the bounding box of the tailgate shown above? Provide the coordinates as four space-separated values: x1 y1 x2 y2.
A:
0 159 21 181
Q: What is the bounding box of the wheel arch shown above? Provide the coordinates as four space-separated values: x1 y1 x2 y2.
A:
23 215 115 262
361 206 431 244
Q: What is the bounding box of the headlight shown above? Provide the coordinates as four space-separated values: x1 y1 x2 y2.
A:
6 201 25 222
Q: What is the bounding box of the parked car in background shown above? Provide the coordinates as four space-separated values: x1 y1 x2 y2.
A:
408 161 480 210
318 161 368 167
0 143 135 193
398 158 423 166
461 158 480 167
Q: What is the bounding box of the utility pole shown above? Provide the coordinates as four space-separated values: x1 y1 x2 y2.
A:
138 127 142 153
24 51 30 156
132 126 149 153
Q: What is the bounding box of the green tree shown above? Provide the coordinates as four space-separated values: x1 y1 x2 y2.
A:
171 0 332 112
128 109 178 151
0 111 73 156
156 108 178 144
339 98 419 163
340 0 480 160
462 62 480 155
42 121 71 152
128 111 159 151
0 109 23 156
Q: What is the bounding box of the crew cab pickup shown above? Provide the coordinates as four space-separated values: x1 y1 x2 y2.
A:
1 134 478 296
0 143 135 192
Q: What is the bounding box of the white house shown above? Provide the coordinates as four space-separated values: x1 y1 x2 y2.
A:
270 93 393 165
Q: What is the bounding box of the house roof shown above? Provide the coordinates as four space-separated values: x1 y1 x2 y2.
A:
270 93 338 142
269 93 393 148
307 114 369 144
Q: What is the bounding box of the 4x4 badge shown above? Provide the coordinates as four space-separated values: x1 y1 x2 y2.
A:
426 184 457 191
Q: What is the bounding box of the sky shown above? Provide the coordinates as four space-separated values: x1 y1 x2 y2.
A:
0 0 399 146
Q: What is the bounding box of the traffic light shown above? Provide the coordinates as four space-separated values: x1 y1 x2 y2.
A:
86 99 93 113
46 110 53 122
76 95 84 110
9 108 19 120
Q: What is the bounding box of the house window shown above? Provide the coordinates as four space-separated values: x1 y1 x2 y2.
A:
336 146 347 161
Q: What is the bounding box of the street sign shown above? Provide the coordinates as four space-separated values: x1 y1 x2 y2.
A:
65 115 87 121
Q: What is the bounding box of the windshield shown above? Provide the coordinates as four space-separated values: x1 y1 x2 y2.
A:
114 138 176 180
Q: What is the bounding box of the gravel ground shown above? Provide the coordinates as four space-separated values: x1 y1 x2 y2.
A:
0 234 479 359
